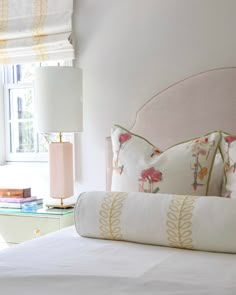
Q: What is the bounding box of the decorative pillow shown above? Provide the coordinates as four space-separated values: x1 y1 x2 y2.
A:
75 191 236 254
220 132 236 198
111 125 221 196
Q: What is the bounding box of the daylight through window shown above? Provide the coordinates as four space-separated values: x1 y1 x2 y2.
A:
3 61 71 162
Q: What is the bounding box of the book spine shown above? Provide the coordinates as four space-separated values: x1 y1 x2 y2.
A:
0 196 37 203
0 188 31 198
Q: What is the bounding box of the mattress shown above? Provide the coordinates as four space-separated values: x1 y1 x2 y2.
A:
0 226 235 295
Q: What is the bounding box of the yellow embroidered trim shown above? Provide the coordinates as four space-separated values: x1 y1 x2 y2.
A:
99 192 127 240
0 0 10 64
32 0 48 61
166 195 198 249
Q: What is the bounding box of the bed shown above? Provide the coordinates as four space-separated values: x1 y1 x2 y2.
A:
1 67 236 295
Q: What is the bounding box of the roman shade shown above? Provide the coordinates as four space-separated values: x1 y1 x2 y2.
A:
0 0 74 64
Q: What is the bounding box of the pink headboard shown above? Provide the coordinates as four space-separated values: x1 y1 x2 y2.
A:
106 67 236 190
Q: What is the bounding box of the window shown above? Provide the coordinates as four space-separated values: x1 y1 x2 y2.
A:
2 61 72 162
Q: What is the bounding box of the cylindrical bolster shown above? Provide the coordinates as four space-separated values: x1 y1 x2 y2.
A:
74 191 236 254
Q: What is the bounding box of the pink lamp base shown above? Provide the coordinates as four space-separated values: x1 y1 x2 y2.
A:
49 142 74 205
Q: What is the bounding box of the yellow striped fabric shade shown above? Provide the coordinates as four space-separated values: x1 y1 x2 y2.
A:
0 0 74 64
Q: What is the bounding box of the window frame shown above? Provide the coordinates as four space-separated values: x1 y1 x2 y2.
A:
4 82 48 162
0 68 5 165
1 60 72 164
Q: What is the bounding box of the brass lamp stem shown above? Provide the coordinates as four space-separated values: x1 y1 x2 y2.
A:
59 131 62 143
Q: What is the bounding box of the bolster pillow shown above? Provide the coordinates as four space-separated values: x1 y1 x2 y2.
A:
74 191 236 253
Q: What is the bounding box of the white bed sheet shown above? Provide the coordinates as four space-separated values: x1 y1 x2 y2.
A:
0 226 236 295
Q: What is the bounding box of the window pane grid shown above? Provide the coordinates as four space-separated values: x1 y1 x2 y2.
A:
3 60 72 162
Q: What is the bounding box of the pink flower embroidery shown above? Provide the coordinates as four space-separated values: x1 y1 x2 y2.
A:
225 193 231 198
119 133 131 145
225 136 236 147
139 167 162 193
140 168 162 182
113 132 131 175
195 138 208 143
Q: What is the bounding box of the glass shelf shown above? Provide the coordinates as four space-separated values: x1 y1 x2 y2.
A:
0 206 74 216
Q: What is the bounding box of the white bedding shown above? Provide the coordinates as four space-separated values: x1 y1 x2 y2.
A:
0 226 236 295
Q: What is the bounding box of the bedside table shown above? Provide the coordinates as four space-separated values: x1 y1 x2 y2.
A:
0 207 74 249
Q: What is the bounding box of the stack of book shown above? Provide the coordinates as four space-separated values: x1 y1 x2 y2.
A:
0 188 43 209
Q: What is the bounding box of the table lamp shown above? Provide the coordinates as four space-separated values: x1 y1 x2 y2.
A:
34 66 82 208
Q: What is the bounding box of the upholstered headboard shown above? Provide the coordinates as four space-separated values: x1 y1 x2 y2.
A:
106 67 236 191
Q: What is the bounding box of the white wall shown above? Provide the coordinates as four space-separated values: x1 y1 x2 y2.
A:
0 164 49 198
73 0 236 192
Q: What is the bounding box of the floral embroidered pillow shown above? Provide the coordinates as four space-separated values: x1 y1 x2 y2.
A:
111 125 221 196
220 132 236 198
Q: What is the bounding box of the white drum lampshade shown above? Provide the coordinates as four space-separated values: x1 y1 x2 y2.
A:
34 66 83 207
